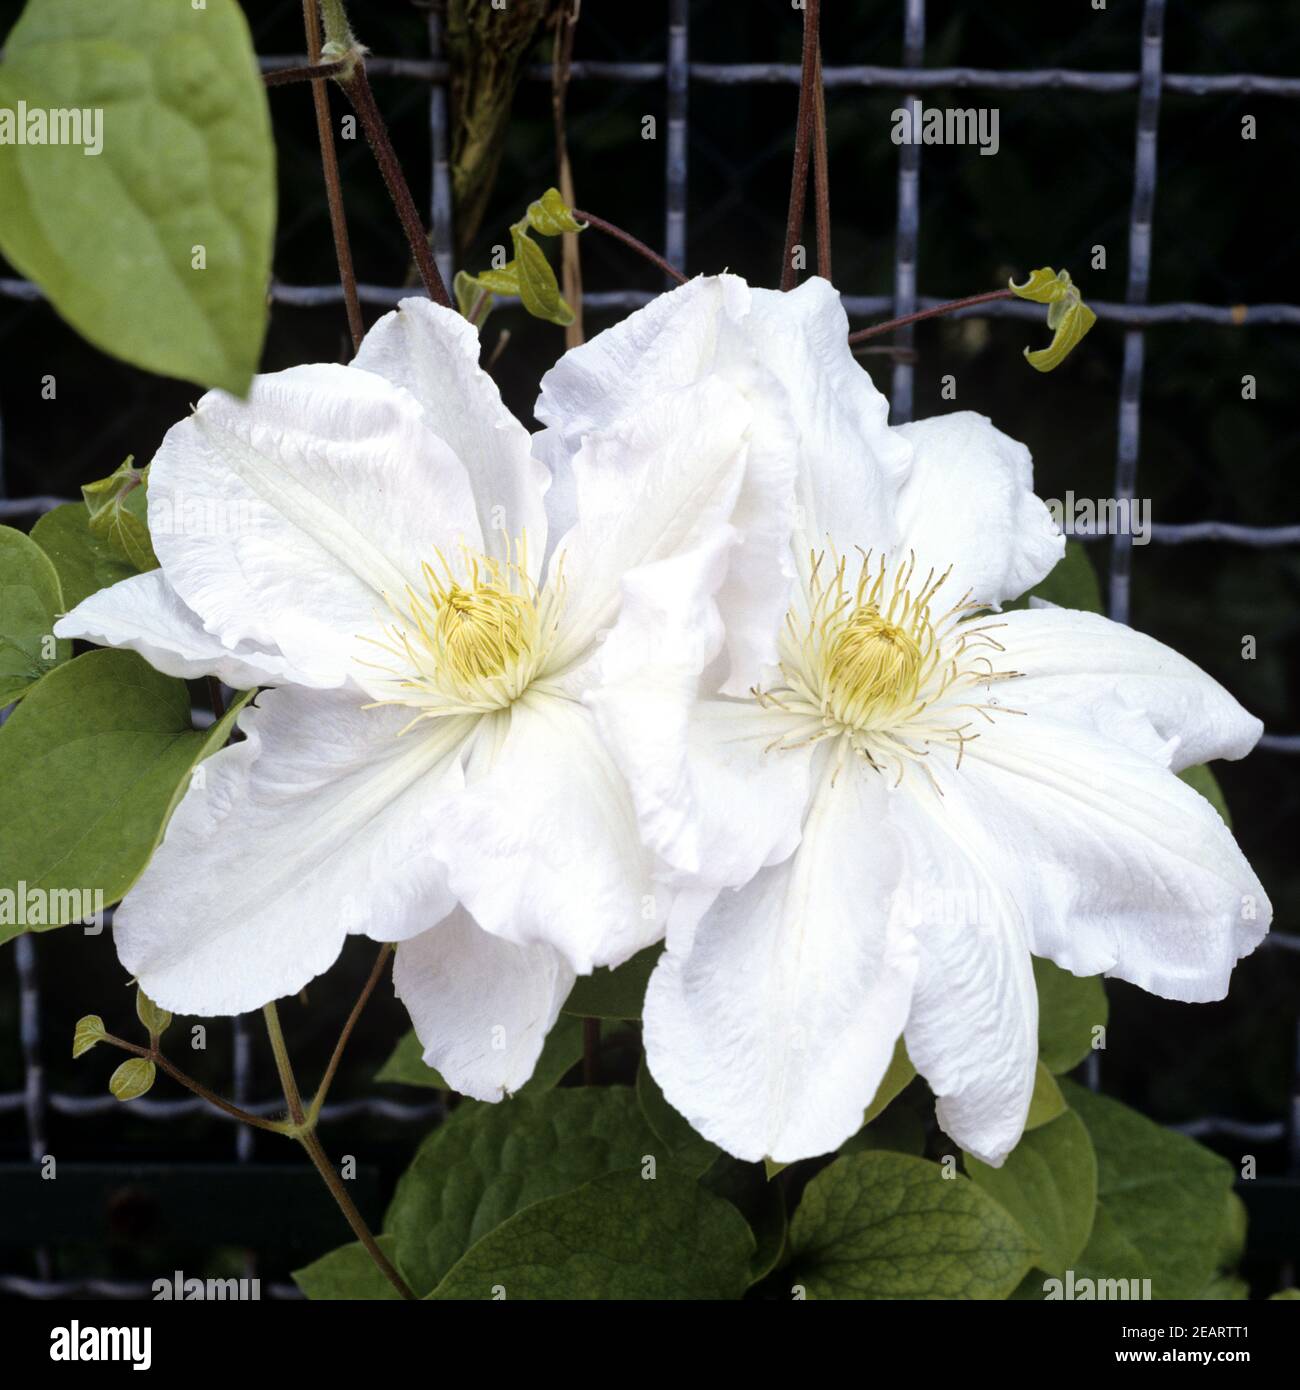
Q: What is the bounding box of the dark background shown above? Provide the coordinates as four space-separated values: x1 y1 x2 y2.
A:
1 0 1297 1292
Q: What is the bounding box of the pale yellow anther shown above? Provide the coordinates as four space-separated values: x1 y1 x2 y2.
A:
357 534 564 727
755 547 1023 790
823 605 924 730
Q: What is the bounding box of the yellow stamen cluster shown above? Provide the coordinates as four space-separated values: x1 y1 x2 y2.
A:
360 537 563 728
756 549 1021 789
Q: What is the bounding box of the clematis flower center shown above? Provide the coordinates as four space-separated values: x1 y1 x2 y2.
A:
435 579 534 683
823 605 924 729
755 548 1021 790
361 537 563 726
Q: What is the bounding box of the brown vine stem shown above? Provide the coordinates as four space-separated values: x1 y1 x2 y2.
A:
299 1130 416 1299
263 57 349 87
263 1001 416 1301
571 208 686 285
263 1001 305 1127
552 0 585 347
846 288 1014 345
336 59 452 308
811 41 831 280
780 0 821 291
306 943 392 1125
99 1033 289 1135
301 0 365 352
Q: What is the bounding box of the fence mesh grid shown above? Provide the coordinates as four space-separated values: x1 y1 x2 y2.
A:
1 0 1297 1297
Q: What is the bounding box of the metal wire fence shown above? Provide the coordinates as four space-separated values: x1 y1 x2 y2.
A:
1 0 1297 1296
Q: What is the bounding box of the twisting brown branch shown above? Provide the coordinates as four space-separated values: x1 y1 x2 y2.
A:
846 288 1014 345
780 0 821 291
571 208 686 285
263 57 349 87
336 59 453 308
811 40 831 280
301 0 364 351
552 0 585 347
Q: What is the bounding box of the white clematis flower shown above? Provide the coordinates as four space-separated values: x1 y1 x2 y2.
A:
592 275 1272 1167
55 293 792 1100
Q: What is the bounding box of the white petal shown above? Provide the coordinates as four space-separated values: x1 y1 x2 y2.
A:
957 708 1270 1001
994 606 1262 768
590 529 810 884
547 374 755 664
531 425 577 568
538 273 812 691
54 568 314 689
893 411 1063 607
394 908 575 1101
353 298 548 569
115 687 467 1016
148 362 483 688
429 693 664 973
534 274 751 445
745 278 912 551
644 759 918 1163
889 786 1039 1167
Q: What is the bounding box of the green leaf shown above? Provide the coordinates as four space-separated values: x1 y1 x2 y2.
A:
1061 1080 1235 1299
1011 539 1103 615
81 459 157 572
1012 1199 1155 1301
1179 763 1231 828
429 1168 755 1300
525 187 586 237
0 651 251 944
0 524 70 704
562 943 661 1019
72 1013 106 1058
509 222 573 326
966 1109 1098 1278
469 263 523 296
1013 1202 1151 1299
30 503 137 610
385 1086 660 1295
1009 267 1096 372
135 986 171 1040
1007 267 1066 304
1197 1190 1249 1299
0 0 275 393
1071 1203 1151 1290
293 1236 402 1301
702 1156 788 1285
452 269 490 320
375 1015 584 1095
1025 1060 1067 1130
109 1056 155 1101
1034 956 1108 1074
636 1053 719 1178
1271 1289 1300 1300
786 1152 1037 1299
374 1030 446 1088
